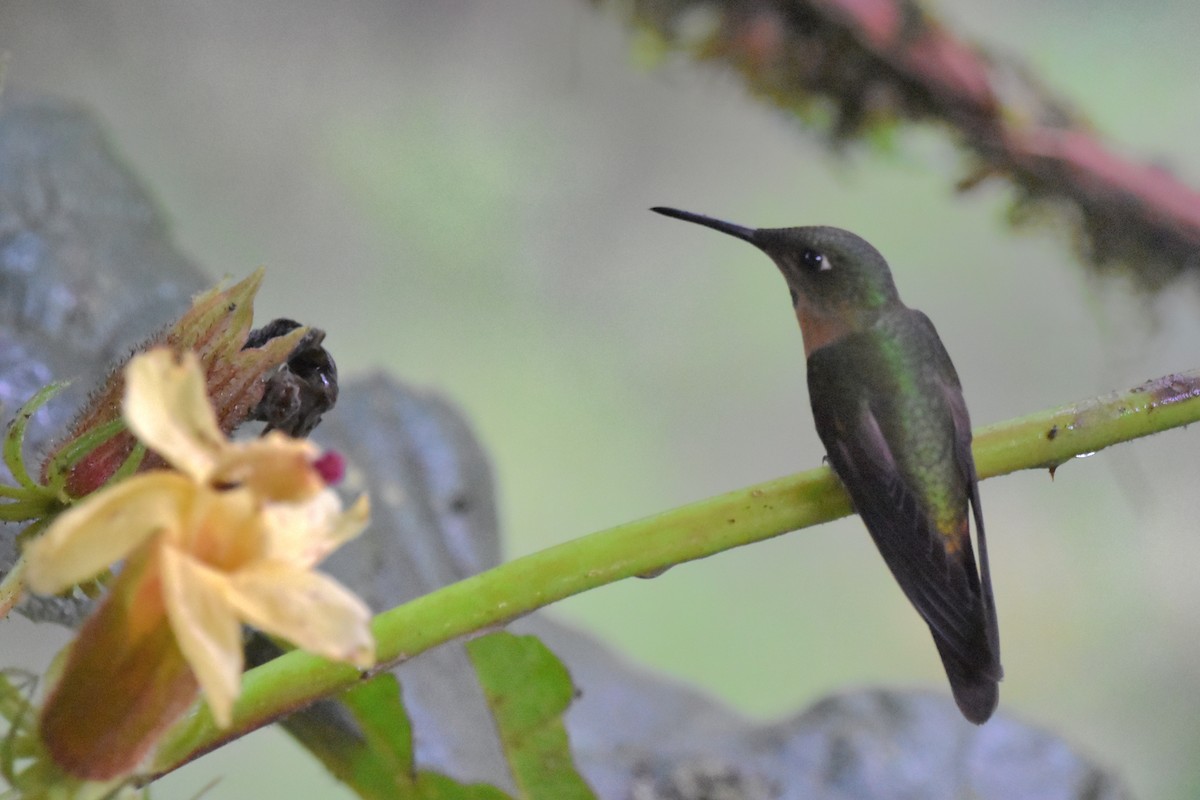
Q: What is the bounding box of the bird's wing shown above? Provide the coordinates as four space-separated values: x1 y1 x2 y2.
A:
807 324 1000 720
931 327 1002 675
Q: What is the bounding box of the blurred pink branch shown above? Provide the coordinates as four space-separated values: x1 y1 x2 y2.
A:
608 0 1200 288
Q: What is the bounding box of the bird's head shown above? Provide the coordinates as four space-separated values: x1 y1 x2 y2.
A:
652 207 900 316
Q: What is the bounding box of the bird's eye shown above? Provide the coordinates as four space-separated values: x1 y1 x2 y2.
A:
801 249 828 271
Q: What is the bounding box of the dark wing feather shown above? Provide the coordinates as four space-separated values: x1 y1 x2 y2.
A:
807 313 1000 723
940 359 1002 676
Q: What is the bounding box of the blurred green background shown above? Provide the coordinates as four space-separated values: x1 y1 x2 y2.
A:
2 1 1199 797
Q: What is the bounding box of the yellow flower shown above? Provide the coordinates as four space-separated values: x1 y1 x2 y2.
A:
25 348 373 778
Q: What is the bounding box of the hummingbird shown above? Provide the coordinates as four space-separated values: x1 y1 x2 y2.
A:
652 207 1001 724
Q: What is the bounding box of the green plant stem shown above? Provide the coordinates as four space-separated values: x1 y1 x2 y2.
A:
147 368 1200 778
0 558 27 627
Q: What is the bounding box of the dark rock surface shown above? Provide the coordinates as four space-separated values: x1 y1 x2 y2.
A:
0 95 1133 800
0 94 208 626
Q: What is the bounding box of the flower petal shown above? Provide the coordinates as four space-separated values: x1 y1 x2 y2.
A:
159 544 243 727
124 349 226 482
24 472 193 594
211 432 323 502
179 485 266 573
261 491 370 568
225 561 375 668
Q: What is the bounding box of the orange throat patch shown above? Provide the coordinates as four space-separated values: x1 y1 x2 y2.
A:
794 297 855 357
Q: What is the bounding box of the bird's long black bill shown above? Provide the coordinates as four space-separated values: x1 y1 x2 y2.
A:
651 207 757 244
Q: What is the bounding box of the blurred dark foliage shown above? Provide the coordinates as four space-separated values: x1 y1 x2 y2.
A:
610 0 1200 290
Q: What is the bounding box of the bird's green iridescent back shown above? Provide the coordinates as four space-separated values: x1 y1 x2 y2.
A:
806 302 999 725
866 308 970 542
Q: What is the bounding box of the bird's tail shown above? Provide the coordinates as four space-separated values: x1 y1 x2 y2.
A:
932 627 1002 724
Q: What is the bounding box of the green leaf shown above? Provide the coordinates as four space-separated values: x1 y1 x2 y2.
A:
466 633 596 800
341 674 414 784
283 672 511 800
3 383 66 491
0 671 37 786
413 773 511 800
280 676 417 800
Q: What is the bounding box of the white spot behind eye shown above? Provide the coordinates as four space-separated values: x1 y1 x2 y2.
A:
801 249 832 272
